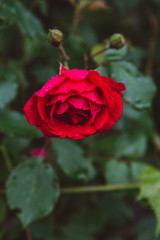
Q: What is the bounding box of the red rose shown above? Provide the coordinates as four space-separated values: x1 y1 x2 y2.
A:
23 67 125 140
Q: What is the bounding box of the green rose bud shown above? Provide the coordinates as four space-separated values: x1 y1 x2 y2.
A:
109 33 126 49
47 29 63 47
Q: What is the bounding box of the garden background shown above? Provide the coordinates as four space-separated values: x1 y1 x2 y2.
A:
0 0 160 239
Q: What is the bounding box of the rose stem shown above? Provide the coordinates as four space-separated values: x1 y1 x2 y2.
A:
60 183 140 194
0 145 13 172
57 45 69 69
25 227 32 240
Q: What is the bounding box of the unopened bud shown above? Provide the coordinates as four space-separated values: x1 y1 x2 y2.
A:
47 29 63 47
109 33 126 49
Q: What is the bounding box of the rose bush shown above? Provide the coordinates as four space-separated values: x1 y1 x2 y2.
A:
24 66 126 139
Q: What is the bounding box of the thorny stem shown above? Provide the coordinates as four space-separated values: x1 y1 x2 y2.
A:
57 45 69 68
25 227 32 240
61 183 140 194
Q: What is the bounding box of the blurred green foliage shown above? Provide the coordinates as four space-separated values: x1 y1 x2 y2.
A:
0 0 160 239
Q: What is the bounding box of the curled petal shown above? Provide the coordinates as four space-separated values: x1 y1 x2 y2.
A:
49 79 95 95
23 94 41 125
36 74 66 97
61 66 89 81
55 101 69 114
67 95 90 110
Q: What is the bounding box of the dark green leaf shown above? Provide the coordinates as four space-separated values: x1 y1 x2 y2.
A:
6 157 60 226
96 65 108 77
0 109 42 139
14 1 44 38
110 61 156 109
104 159 145 184
105 159 130 184
137 217 160 240
52 139 95 181
3 136 30 152
0 70 18 108
104 45 127 61
0 2 15 29
92 131 147 158
139 166 160 234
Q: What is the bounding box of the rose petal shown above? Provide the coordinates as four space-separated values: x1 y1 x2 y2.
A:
94 106 109 129
80 90 106 105
61 66 89 81
88 70 121 110
101 76 126 92
50 78 95 95
67 95 89 110
37 97 49 120
89 101 101 120
55 101 69 114
36 74 66 97
23 94 41 125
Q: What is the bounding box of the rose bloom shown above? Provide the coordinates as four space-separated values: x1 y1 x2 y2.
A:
24 67 125 140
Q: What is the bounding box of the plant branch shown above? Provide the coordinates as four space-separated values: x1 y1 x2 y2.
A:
144 3 159 75
57 45 69 68
61 183 140 194
25 227 32 240
0 145 12 172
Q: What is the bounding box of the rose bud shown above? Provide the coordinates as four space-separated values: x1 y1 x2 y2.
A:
24 67 126 140
109 33 126 49
47 29 63 47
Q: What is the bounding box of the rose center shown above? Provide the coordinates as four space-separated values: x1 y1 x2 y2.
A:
54 104 91 125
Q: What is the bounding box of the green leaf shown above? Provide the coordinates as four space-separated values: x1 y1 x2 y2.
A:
104 45 127 61
104 159 130 184
137 217 160 240
0 70 18 108
91 44 105 64
139 166 160 234
0 109 42 139
96 65 108 77
52 139 95 181
6 157 60 226
110 61 156 109
104 159 145 184
92 131 147 158
3 136 30 152
14 1 44 38
117 103 153 137
0 2 15 29
131 162 145 182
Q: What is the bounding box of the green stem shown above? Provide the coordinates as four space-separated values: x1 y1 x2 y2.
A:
0 145 13 172
61 183 140 194
57 45 69 68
